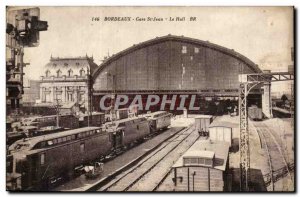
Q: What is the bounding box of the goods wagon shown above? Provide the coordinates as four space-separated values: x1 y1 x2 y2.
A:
171 140 230 191
21 114 79 129
79 112 105 127
208 126 232 147
194 115 213 136
248 105 262 120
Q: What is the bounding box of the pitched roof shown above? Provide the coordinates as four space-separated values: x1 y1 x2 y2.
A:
45 56 99 73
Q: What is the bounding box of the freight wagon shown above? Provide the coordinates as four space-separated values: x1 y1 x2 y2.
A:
79 112 105 127
144 111 172 132
194 115 213 136
171 140 230 191
208 125 232 147
248 105 263 121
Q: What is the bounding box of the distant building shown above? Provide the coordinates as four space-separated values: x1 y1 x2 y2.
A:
23 80 40 105
39 55 98 114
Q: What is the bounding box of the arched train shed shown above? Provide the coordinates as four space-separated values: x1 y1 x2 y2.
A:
92 35 262 113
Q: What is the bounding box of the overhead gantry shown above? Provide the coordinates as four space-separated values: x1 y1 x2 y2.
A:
239 71 294 191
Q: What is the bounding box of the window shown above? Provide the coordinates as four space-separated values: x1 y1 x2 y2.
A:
68 69 73 77
194 47 199 53
205 159 212 166
79 93 85 102
80 143 85 153
53 139 58 144
57 138 62 143
45 70 51 77
71 135 76 140
199 158 205 164
68 93 73 102
40 153 45 165
47 140 53 146
57 69 62 77
62 137 67 142
182 46 187 54
67 136 72 141
80 69 85 77
40 141 46 148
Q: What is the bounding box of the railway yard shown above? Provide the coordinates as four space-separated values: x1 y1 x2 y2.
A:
46 114 294 192
5 8 295 192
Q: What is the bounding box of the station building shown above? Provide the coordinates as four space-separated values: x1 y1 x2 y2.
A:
39 55 98 114
92 35 263 114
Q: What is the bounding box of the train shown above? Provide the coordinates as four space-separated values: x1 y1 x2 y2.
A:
144 111 172 132
7 112 172 190
21 114 79 129
248 105 263 121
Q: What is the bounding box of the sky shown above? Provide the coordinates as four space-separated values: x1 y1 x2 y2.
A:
19 6 294 93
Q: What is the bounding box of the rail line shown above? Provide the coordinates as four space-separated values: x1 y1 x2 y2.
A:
99 125 197 191
253 122 293 191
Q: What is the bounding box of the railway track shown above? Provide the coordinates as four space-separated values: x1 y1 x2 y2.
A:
253 122 293 191
98 124 198 191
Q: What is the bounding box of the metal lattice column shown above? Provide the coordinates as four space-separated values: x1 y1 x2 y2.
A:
239 83 250 191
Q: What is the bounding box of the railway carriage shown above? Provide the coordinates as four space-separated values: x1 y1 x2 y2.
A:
102 116 150 149
7 127 113 190
144 111 172 133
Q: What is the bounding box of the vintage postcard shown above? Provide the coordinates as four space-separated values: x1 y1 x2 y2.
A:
6 6 294 192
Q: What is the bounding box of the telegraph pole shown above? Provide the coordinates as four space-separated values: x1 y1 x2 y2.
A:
54 98 61 127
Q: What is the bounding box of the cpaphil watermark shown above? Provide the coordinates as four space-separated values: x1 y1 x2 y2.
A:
99 94 201 111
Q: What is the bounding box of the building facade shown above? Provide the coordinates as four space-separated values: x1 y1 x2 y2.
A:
39 56 98 114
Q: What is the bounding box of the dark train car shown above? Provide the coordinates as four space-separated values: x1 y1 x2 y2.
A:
102 116 150 150
248 105 262 121
144 111 172 132
7 127 113 190
79 112 105 127
21 114 79 129
7 132 27 147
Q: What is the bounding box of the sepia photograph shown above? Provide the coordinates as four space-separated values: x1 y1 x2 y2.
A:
5 6 295 192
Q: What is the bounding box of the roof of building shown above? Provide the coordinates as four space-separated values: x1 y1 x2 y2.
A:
184 150 215 159
45 55 99 73
209 121 236 128
93 34 261 78
172 140 230 171
194 115 213 119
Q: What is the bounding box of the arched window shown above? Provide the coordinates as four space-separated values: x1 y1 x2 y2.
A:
68 69 73 77
57 69 62 77
80 69 85 77
45 70 51 77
